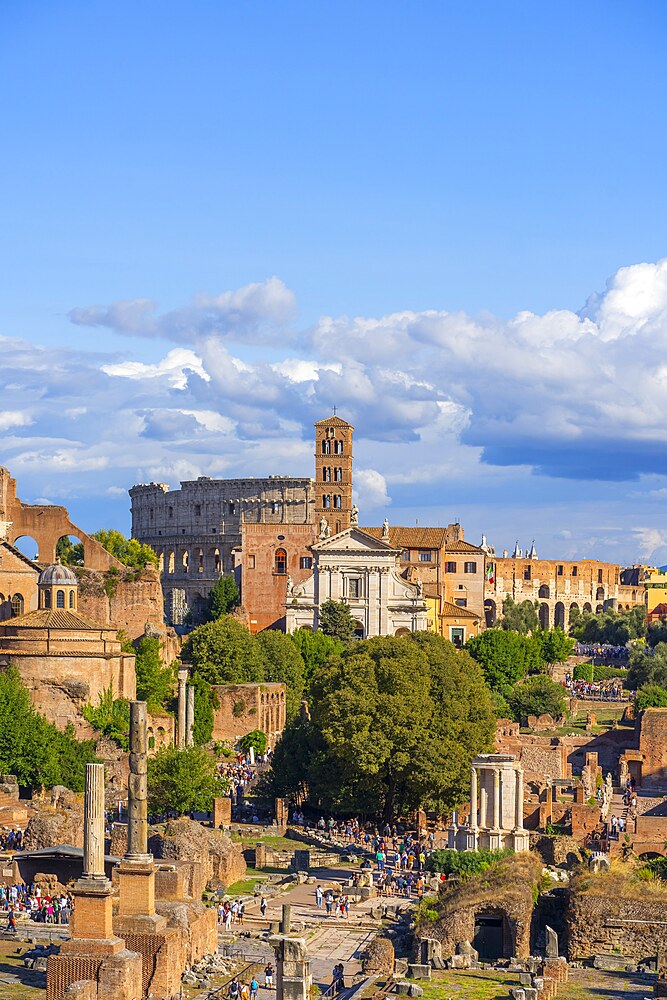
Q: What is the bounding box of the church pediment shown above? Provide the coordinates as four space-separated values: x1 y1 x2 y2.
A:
312 526 399 554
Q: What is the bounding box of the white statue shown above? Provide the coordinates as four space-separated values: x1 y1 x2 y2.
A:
319 516 329 539
382 517 390 539
350 503 359 525
286 574 294 596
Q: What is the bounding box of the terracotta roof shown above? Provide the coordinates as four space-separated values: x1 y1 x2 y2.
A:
361 526 450 548
2 609 107 631
440 600 481 619
649 603 667 616
445 540 485 554
314 415 354 428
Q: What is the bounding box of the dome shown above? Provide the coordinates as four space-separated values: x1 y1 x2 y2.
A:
38 562 78 586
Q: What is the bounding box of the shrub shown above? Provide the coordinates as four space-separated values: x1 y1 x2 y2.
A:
425 847 512 878
239 729 268 756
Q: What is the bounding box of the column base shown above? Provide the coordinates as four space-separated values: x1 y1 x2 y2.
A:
487 830 504 851
118 858 159 919
512 829 531 852
462 828 478 851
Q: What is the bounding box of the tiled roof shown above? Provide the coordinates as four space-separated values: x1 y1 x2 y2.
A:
361 526 450 548
445 540 485 554
314 415 354 428
3 609 106 631
440 600 482 619
650 603 667 616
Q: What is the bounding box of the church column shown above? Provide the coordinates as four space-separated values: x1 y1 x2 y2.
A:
515 767 524 829
177 667 188 747
82 763 106 880
186 685 195 747
492 767 500 829
470 766 478 829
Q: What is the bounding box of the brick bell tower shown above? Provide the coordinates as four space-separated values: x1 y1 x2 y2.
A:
314 413 354 535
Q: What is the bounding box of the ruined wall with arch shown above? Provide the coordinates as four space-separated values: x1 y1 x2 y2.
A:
210 682 287 745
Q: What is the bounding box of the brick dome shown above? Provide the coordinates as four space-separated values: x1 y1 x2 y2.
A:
38 562 78 586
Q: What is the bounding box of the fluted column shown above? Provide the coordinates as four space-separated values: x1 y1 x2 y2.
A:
82 763 106 880
470 766 478 829
186 685 195 747
492 767 500 829
480 777 488 828
126 701 151 862
515 766 524 829
177 667 188 747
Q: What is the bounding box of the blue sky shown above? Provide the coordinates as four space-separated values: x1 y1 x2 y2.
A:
2 1 667 565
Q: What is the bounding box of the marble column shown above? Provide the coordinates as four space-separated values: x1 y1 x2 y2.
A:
480 776 488 828
177 667 188 747
186 684 195 747
492 767 500 829
515 767 524 829
126 700 151 862
82 762 106 881
469 766 478 829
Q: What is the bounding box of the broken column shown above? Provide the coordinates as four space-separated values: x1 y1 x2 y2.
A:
116 700 167 933
47 763 142 1000
186 683 195 747
177 665 188 747
270 906 312 1000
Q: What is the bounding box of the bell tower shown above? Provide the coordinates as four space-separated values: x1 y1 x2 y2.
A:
314 414 354 535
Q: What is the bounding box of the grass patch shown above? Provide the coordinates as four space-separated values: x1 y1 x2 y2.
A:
227 875 264 895
372 970 517 1000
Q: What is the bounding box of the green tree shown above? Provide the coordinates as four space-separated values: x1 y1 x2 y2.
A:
466 630 544 696
509 675 566 722
318 600 358 642
628 643 667 691
635 684 667 713
82 686 131 749
290 629 344 683
147 745 224 815
190 673 218 745
56 536 84 566
408 632 496 810
183 615 265 684
0 667 96 791
499 597 539 634
274 635 495 820
239 729 268 756
207 575 240 620
92 529 158 569
536 628 575 665
255 630 306 719
648 621 667 648
134 637 176 711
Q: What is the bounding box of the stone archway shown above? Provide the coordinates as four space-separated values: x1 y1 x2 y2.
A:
554 601 565 628
539 603 550 629
484 599 497 628
12 535 40 561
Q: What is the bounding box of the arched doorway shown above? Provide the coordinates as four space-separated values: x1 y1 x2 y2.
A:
583 602 592 613
554 602 565 628
538 584 550 600
484 599 497 628
539 603 550 629
395 627 411 637
353 620 365 639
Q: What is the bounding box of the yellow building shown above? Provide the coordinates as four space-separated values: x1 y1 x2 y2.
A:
645 567 667 617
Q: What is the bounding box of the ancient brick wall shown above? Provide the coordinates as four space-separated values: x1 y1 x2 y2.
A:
212 682 286 742
637 709 667 788
75 566 166 642
567 889 667 960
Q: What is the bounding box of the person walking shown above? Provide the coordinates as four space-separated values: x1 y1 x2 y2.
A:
260 896 268 918
250 977 259 1000
315 884 323 908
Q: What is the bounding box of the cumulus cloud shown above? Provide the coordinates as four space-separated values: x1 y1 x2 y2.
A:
70 277 297 344
5 258 667 562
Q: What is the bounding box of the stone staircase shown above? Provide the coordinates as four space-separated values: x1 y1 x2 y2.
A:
0 790 30 825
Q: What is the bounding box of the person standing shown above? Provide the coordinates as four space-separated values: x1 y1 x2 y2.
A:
264 962 274 989
316 884 323 909
260 896 268 918
250 977 259 1000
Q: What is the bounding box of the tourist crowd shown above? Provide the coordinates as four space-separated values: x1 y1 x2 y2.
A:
0 882 73 927
574 643 628 660
0 829 23 851
564 677 626 700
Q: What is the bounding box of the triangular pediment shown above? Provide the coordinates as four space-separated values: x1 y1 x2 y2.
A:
312 527 399 553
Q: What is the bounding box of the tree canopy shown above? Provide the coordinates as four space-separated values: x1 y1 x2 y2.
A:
56 536 84 566
535 628 575 665
82 686 131 749
268 633 495 819
183 615 265 684
134 637 176 711
499 597 539 634
255 630 305 719
318 600 358 642
147 744 225 815
466 629 544 697
571 605 646 645
290 628 344 683
0 666 97 790
627 643 667 691
207 574 240 621
509 675 566 722
634 684 667 713
92 529 159 569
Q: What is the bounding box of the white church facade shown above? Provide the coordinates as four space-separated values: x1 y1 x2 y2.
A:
285 525 429 638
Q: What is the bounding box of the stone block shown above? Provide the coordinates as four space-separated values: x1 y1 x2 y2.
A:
519 973 532 986
510 990 526 1000
407 964 431 980
394 981 412 994
408 986 423 998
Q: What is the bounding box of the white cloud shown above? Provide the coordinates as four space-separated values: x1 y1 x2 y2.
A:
0 411 32 431
354 469 391 510
102 348 209 389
